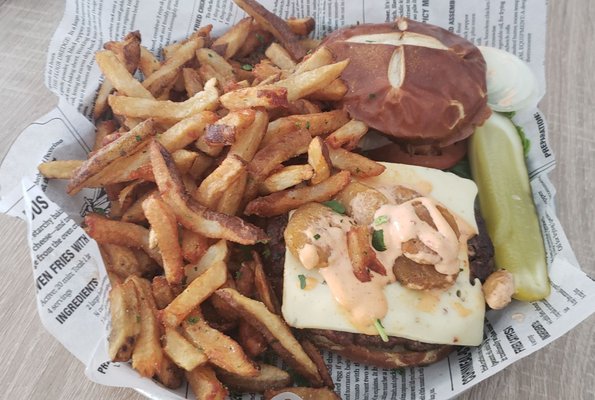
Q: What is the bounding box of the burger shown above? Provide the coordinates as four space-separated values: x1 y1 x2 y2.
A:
321 18 492 169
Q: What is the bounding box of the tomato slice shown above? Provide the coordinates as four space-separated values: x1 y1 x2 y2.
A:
364 140 467 170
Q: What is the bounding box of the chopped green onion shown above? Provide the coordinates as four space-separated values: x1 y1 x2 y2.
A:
241 64 253 71
313 234 321 240
305 121 311 129
187 316 199 324
323 200 346 214
374 215 389 225
298 274 307 289
374 319 389 342
372 229 386 251
135 135 142 142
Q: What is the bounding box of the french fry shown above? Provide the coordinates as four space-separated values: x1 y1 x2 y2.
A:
162 42 182 60
286 98 321 115
188 152 214 180
139 46 161 78
194 154 246 209
103 31 141 73
101 243 143 279
117 180 147 212
299 38 322 51
196 109 256 157
96 50 153 99
265 42 296 70
84 213 163 265
264 387 341 400
309 79 348 102
232 0 305 60
211 17 253 59
182 311 259 376
308 137 332 185
184 240 228 283
108 79 219 122
247 129 311 182
121 189 157 223
252 251 280 314
272 60 349 101
245 171 351 217
261 164 313 193
326 119 369 150
93 119 119 152
220 85 288 110
286 17 316 36
260 109 349 148
237 321 268 357
133 248 162 278
293 46 333 75
182 68 204 97
38 160 83 179
150 141 268 244
217 363 291 393
215 288 323 386
142 195 184 285
162 261 227 327
216 169 247 215
67 119 157 194
129 276 163 377
347 225 386 282
107 279 141 362
181 228 210 264
327 146 386 177
151 275 175 309
227 109 269 162
163 326 208 371
143 35 205 97
253 59 282 82
156 355 184 389
234 261 255 296
196 48 235 82
186 365 228 400
236 28 272 58
93 80 113 120
301 339 335 388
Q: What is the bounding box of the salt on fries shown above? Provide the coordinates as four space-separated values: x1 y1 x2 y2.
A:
37 0 394 395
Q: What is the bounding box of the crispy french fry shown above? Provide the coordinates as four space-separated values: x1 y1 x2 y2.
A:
188 152 214 180
96 50 154 99
194 155 246 209
252 251 280 314
182 312 259 376
139 46 161 78
162 42 182 60
196 48 235 82
129 276 163 378
217 363 291 393
184 240 228 283
151 275 175 309
38 160 83 179
248 129 311 182
121 189 157 223
67 119 157 194
182 68 204 97
84 213 163 265
117 180 146 211
286 98 321 115
143 36 205 97
236 28 272 58
181 228 210 264
211 17 252 58
142 195 184 285
196 109 256 157
215 288 323 386
227 109 268 162
253 59 282 82
163 326 208 371
93 80 113 120
260 109 349 148
233 0 305 60
219 85 288 110
103 31 141 73
186 365 228 400
108 279 141 362
108 79 219 122
133 248 162 278
245 171 351 217
301 339 334 388
299 38 322 51
308 79 348 101
327 146 386 177
264 387 341 400
237 321 268 358
265 42 296 70
308 137 332 185
347 225 386 283
260 164 313 193
234 261 255 296
93 119 119 151
162 261 227 327
156 355 184 389
326 119 369 150
286 17 316 36
293 47 333 75
216 169 247 215
101 243 143 279
150 141 268 244
272 60 349 101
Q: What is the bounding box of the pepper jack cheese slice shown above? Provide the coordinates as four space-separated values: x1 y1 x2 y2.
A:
282 162 485 346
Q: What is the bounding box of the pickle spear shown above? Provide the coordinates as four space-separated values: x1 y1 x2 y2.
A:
469 112 550 301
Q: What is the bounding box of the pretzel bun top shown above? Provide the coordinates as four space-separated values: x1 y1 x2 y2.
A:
323 18 491 147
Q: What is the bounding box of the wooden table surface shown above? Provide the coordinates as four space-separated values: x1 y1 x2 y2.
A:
0 1 593 399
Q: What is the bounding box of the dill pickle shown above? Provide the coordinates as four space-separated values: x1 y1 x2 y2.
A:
469 112 550 301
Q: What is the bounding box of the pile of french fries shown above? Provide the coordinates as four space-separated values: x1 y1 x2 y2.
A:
38 0 385 398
